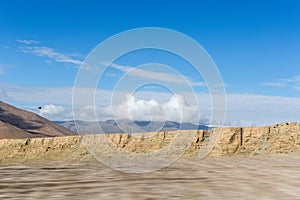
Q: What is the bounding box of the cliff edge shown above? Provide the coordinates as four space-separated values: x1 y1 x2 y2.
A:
0 122 299 163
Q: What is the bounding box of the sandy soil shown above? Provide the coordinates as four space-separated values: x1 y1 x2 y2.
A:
0 154 299 200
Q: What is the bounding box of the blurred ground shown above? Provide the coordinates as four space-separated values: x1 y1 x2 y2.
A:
0 154 299 200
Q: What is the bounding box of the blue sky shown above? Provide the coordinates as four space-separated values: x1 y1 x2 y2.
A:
0 0 300 126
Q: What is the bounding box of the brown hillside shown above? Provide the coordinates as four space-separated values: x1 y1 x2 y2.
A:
0 120 31 139
0 101 75 139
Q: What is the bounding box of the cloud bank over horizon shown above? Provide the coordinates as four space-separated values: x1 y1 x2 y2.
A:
36 94 203 124
1 83 299 126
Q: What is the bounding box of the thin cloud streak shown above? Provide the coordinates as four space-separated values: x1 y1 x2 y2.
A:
102 62 205 87
19 46 83 65
17 39 40 45
262 82 286 88
0 64 15 74
263 75 300 91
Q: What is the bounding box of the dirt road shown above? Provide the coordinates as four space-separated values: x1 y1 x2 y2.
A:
0 155 299 199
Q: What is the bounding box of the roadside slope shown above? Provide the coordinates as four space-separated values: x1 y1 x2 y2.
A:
0 122 299 163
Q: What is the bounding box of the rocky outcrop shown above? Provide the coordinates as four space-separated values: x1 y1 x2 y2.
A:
207 122 299 156
0 122 299 163
0 136 89 163
0 101 75 139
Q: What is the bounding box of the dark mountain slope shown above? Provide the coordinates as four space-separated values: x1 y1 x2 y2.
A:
0 101 75 139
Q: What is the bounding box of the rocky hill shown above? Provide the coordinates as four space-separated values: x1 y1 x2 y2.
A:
0 101 75 139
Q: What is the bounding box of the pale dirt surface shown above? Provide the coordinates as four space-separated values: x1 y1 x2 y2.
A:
0 154 299 200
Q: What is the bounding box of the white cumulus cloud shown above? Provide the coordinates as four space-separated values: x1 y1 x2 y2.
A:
38 104 67 120
109 94 200 123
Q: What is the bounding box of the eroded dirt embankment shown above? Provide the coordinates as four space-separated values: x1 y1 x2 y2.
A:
0 122 299 163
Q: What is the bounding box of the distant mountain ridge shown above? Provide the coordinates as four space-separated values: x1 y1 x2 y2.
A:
54 120 209 134
0 101 75 139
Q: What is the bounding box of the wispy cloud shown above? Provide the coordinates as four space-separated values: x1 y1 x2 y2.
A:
2 45 10 49
19 46 83 65
105 73 118 77
0 90 8 100
102 62 205 87
262 82 286 88
0 64 14 74
294 86 300 91
17 39 40 45
262 75 300 91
